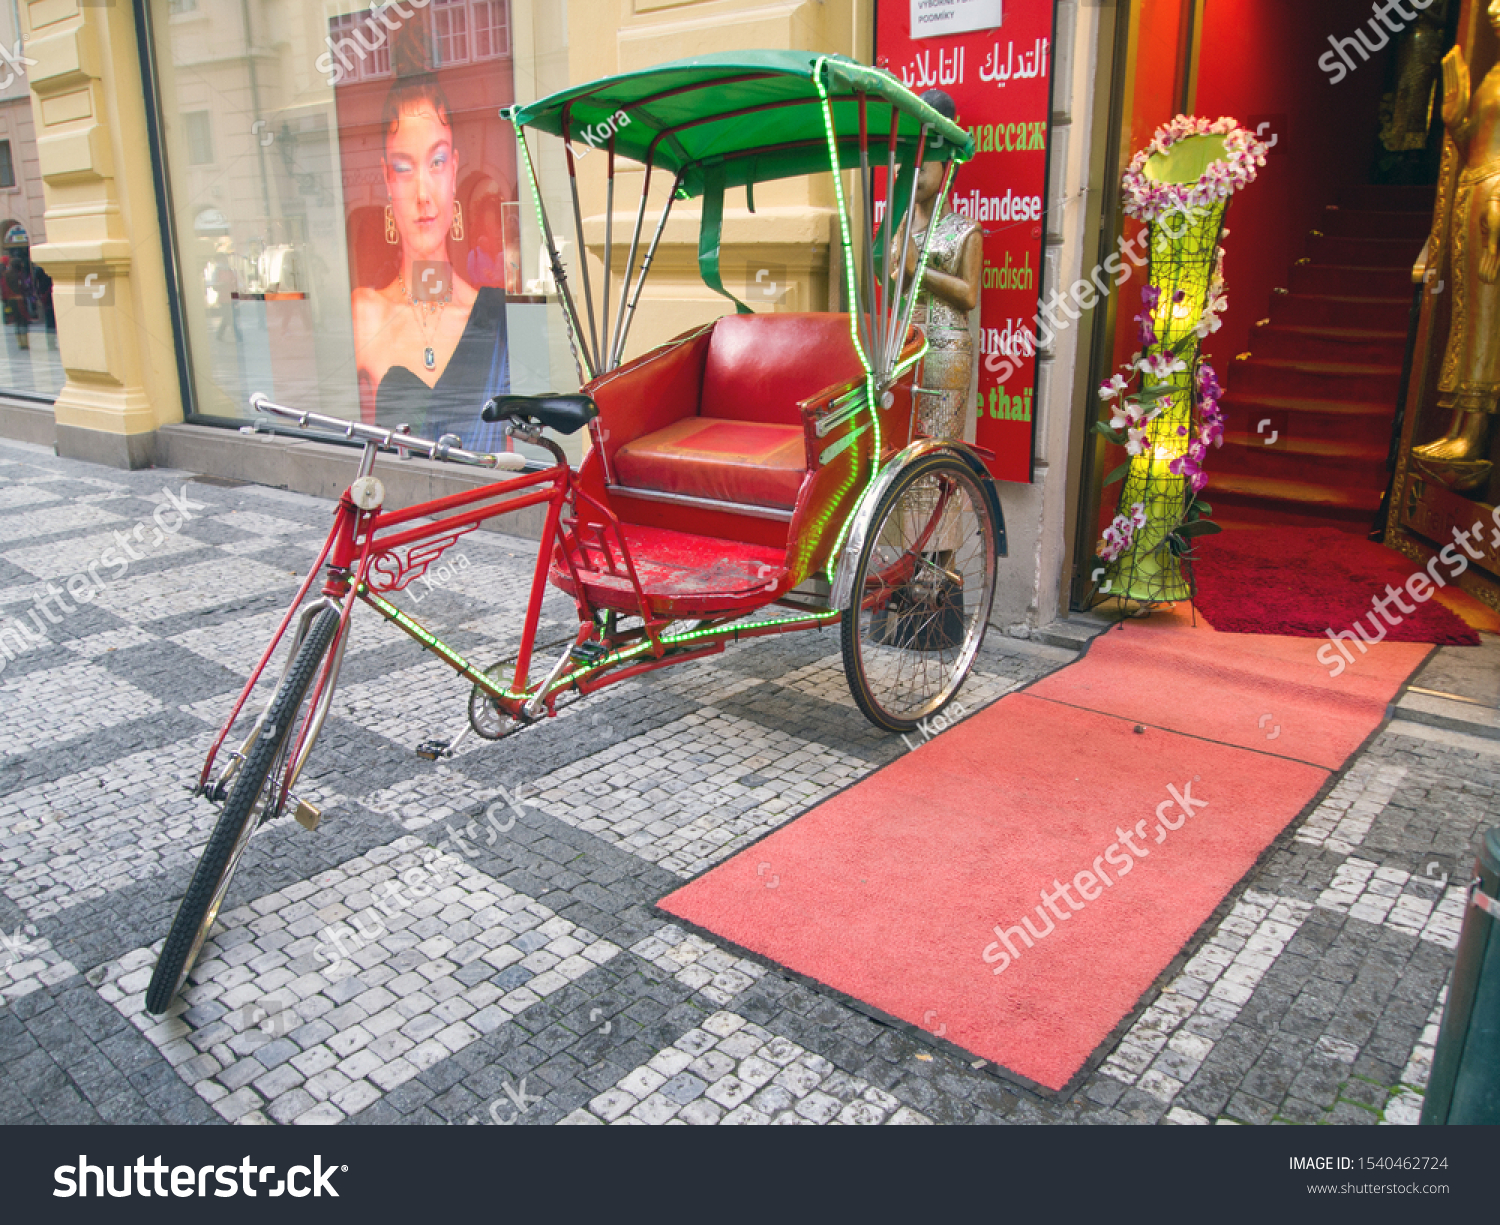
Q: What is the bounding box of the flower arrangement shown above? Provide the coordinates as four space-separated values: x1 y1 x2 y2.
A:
1091 284 1224 586
1090 113 1262 605
1121 116 1269 224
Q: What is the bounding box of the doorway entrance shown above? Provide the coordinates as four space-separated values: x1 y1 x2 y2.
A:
1071 0 1475 627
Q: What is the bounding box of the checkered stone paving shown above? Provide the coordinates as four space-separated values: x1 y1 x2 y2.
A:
1 925 78 1006
0 437 1492 1129
526 708 870 878
95 837 620 1124
560 1011 932 1124
0 661 164 758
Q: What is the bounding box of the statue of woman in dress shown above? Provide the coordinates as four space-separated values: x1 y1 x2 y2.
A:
901 89 983 442
1413 0 1500 488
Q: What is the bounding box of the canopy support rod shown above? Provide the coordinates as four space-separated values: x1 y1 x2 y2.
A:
562 103 602 374
884 125 927 383
601 135 616 371
615 169 684 367
880 105 900 376
855 92 876 373
610 162 652 371
516 127 594 384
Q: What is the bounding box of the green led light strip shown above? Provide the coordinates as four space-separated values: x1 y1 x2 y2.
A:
813 57 884 586
821 157 955 585
360 584 525 700
365 576 836 708
661 610 839 645
549 610 840 692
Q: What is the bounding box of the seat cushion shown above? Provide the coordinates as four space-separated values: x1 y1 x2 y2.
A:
614 417 805 509
701 313 864 425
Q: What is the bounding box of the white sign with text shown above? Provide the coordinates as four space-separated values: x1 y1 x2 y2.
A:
911 0 1002 40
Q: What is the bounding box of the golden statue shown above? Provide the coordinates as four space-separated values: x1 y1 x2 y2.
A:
1414 0 1500 490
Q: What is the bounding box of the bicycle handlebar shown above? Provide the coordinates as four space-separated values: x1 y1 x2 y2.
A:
249 393 529 472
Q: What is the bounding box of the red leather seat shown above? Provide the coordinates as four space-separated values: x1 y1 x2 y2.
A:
612 313 863 510
613 417 805 509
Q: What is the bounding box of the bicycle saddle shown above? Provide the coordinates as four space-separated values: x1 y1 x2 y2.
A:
482 394 599 435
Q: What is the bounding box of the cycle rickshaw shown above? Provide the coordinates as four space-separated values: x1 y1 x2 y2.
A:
146 50 1008 1013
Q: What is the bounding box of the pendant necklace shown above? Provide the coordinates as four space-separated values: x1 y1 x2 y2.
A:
397 271 450 371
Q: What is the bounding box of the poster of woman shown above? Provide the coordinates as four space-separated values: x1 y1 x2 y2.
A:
331 4 519 450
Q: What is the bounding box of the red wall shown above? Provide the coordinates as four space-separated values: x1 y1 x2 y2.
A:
1193 0 1396 369
1108 0 1195 380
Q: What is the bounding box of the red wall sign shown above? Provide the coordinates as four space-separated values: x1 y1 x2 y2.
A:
876 0 1055 484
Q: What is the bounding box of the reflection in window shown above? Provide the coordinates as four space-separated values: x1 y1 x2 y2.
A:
327 12 391 82
184 111 213 165
473 0 508 60
432 0 469 67
0 141 14 190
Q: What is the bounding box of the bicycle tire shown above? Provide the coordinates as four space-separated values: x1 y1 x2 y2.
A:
840 452 998 733
145 607 341 1015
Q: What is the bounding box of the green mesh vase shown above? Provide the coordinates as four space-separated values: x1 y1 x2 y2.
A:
1105 134 1231 603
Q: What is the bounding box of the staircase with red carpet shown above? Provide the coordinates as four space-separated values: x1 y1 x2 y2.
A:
1211 183 1434 531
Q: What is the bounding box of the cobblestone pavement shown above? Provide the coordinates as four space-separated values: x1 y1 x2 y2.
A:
0 438 1491 1126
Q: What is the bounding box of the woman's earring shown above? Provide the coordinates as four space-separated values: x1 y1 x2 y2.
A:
385 204 398 245
451 199 465 241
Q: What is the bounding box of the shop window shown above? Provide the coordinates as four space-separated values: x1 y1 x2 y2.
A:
184 111 213 165
0 141 14 190
147 0 574 461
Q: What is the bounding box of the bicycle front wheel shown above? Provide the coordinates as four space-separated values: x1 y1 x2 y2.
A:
840 452 998 732
145 606 341 1015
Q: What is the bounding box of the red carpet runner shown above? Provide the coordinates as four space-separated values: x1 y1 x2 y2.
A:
1192 526 1482 646
660 610 1432 1092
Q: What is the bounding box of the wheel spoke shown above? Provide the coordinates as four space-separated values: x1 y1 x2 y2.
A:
842 457 998 730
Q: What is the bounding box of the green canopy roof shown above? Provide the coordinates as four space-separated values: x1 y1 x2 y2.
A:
505 50 974 198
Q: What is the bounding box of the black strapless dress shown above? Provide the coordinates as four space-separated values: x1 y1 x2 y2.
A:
374 286 510 451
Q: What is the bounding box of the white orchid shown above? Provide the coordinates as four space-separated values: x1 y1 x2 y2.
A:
1137 351 1189 381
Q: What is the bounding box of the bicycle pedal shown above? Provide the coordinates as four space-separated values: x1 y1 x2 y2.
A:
293 799 322 831
569 641 609 665
415 739 450 761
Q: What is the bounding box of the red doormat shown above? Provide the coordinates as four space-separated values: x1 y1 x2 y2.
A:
1026 606 1431 770
660 615 1429 1092
1191 525 1481 645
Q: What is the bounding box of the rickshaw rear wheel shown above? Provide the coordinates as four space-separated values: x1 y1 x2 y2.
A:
840 452 998 733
